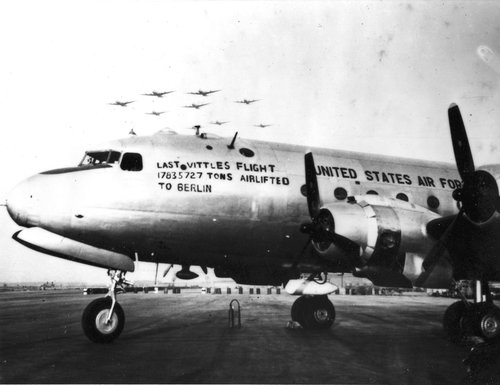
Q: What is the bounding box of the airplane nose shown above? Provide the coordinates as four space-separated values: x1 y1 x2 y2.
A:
6 177 39 227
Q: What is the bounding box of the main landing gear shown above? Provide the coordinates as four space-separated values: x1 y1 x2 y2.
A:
443 280 500 344
291 295 336 329
82 270 131 343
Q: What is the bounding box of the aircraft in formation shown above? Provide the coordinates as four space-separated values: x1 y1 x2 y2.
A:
183 103 209 109
5 104 500 346
109 101 134 107
145 111 166 116
235 99 260 104
142 91 174 98
188 89 221 97
255 123 271 128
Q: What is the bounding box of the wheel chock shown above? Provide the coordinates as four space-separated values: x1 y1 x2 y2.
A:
228 299 241 328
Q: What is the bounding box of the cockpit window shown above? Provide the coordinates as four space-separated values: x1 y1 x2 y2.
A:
79 151 121 166
120 152 143 171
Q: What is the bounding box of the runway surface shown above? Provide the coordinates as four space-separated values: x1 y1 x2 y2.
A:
1 290 499 384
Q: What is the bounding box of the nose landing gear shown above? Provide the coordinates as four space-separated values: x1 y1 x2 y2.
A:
82 270 131 343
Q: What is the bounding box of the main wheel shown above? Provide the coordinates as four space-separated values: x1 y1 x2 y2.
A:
443 300 468 343
294 296 335 330
82 297 125 343
291 296 308 324
477 304 500 342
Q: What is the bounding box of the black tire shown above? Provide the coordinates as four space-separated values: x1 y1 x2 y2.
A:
301 296 336 330
443 301 468 343
82 297 125 343
291 296 307 324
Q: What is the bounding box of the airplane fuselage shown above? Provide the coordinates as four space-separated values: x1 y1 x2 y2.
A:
7 130 472 285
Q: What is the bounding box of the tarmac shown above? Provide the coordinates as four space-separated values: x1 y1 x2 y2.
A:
0 290 499 384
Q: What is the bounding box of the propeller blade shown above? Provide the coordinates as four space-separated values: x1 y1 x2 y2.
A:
331 233 361 259
154 262 159 285
289 237 314 271
422 209 463 272
163 264 173 277
415 210 464 288
448 104 475 181
305 152 321 218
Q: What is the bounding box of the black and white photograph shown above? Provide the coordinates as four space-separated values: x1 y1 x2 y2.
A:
1 1 500 384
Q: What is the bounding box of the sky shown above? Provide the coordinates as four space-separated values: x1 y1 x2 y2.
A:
0 0 499 284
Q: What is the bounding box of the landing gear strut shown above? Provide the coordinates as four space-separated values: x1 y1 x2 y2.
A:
82 270 131 343
443 280 500 344
291 295 336 329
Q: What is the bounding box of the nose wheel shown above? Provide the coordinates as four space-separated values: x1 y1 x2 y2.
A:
82 297 125 343
81 270 130 343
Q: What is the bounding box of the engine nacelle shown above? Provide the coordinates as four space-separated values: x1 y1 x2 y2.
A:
312 195 441 269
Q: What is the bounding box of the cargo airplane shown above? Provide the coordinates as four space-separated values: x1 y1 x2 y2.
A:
109 100 134 107
142 91 174 98
183 103 209 109
188 89 221 97
5 104 500 344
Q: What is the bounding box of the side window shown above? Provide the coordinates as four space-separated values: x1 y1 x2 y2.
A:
121 153 143 171
108 151 121 164
334 187 347 200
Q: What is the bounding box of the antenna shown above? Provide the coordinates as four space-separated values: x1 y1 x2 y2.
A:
228 131 238 149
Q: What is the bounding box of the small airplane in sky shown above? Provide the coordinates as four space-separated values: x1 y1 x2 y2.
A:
183 103 209 109
211 121 229 126
109 101 134 107
254 123 271 128
145 111 166 116
235 99 260 104
187 89 221 97
5 104 500 347
142 91 174 98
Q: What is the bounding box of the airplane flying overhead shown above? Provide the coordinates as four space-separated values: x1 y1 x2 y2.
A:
211 121 229 126
109 101 134 107
183 103 209 109
187 89 221 97
235 99 260 104
5 104 500 345
142 91 174 98
255 123 271 128
145 111 166 116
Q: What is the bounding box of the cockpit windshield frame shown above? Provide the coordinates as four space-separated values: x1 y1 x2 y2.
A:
78 150 122 167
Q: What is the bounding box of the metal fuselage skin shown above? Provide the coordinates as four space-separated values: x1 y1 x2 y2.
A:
7 130 475 284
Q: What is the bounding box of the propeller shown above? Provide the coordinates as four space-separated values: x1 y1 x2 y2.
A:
299 153 360 260
449 104 499 223
417 104 499 285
